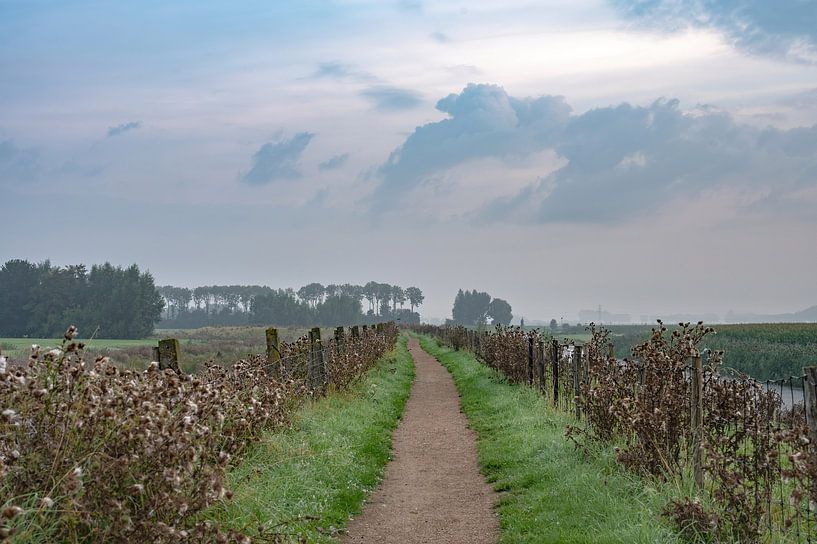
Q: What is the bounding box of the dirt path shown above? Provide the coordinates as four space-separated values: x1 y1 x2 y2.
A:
342 337 499 544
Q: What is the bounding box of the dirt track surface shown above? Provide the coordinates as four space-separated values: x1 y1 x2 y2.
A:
342 337 499 544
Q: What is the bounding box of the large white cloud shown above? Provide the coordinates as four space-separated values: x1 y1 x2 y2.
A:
372 84 817 223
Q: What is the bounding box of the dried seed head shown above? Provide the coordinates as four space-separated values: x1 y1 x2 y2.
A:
1 506 23 519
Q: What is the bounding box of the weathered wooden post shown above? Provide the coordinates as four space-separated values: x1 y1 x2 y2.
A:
552 340 560 407
376 323 383 334
527 336 534 386
158 338 180 373
537 340 545 391
266 327 281 378
151 346 160 363
574 345 583 419
351 325 360 339
804 367 817 447
690 353 705 489
308 327 326 389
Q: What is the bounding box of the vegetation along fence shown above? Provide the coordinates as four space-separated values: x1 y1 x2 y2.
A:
415 322 817 543
0 322 398 543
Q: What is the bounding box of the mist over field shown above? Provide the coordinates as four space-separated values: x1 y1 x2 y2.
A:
2 0 816 323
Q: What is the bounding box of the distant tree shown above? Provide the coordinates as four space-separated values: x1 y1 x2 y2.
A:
392 308 420 324
549 319 558 330
297 283 325 308
451 289 492 326
251 289 312 326
363 281 378 313
391 286 406 311
405 286 424 313
318 294 363 326
376 283 393 316
487 298 513 326
0 259 162 338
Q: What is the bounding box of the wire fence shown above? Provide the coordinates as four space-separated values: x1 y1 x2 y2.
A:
415 323 817 542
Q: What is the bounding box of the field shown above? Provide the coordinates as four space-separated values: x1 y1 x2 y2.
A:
0 326 325 374
604 322 817 380
514 322 817 380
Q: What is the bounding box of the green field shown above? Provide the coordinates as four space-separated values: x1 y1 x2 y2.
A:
0 326 323 373
0 337 155 356
605 322 817 381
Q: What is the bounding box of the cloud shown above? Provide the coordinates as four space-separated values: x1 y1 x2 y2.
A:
781 87 817 109
313 61 353 79
107 121 141 137
371 83 571 207
240 132 314 185
430 31 449 43
311 61 375 82
318 153 350 171
611 0 817 63
0 139 39 183
397 0 422 13
360 86 423 111
371 83 817 222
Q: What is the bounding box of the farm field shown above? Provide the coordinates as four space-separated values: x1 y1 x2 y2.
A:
604 322 817 380
517 322 817 381
0 325 325 373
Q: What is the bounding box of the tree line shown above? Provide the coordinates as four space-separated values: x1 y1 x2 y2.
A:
158 282 424 328
450 289 513 326
0 259 163 339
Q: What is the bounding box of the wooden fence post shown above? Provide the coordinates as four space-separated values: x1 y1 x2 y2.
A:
151 346 160 363
552 340 560 407
690 354 704 489
158 338 180 373
527 336 534 386
537 340 545 391
265 327 281 378
351 325 360 339
334 326 345 355
574 345 583 419
804 367 817 446
308 327 326 389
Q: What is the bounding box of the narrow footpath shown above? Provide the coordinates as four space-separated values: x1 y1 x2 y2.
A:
342 337 500 544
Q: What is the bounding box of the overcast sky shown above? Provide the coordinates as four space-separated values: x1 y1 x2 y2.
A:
1 0 816 322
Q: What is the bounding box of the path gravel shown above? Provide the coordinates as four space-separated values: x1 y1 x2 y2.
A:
342 337 499 544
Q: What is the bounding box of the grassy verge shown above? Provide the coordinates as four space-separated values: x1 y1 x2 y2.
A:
204 335 415 542
417 335 680 544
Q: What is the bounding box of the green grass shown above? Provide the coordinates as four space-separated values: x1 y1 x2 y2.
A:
0 326 315 372
417 335 680 544
204 335 415 542
0 337 154 356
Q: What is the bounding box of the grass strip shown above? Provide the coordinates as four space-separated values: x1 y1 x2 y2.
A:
205 335 414 542
418 334 680 544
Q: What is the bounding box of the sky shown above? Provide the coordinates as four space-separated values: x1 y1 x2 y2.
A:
1 0 816 323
